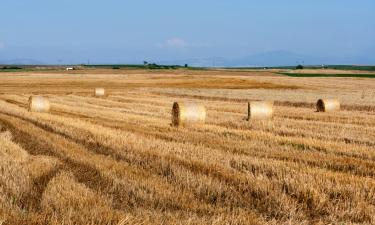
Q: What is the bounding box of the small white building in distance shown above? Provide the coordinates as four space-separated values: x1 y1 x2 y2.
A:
66 67 74 71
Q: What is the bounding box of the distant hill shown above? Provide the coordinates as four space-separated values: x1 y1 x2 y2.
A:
0 58 44 65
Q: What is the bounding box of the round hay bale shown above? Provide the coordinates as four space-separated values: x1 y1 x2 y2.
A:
95 88 105 97
28 96 50 113
316 99 340 112
248 101 274 120
172 102 206 127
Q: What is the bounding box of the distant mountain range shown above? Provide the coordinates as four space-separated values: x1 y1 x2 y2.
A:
1 50 374 67
0 58 44 65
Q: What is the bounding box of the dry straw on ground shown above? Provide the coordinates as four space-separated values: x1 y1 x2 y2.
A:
247 101 274 120
28 96 50 113
95 88 105 97
171 102 206 127
1 69 375 224
0 131 13 141
316 99 340 112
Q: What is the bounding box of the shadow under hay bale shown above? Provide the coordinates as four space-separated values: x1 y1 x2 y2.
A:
316 99 340 112
248 101 274 120
95 88 105 97
28 96 50 113
171 102 206 127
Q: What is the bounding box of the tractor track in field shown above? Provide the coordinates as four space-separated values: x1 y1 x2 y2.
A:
0 113 141 211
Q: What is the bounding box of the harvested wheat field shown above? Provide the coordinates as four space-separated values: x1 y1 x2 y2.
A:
1 68 375 225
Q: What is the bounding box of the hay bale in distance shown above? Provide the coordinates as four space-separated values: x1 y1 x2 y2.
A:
248 101 274 120
28 96 50 113
172 102 206 127
316 99 340 112
95 88 105 97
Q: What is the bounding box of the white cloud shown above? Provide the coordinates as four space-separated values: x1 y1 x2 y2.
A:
157 38 187 48
157 38 213 50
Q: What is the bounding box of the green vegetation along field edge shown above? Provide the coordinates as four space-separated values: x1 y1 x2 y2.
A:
278 72 375 78
224 65 375 71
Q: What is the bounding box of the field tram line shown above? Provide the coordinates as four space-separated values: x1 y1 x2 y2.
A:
0 112 221 216
22 166 63 212
2 116 183 213
0 111 255 210
0 114 148 210
1 117 62 212
0 116 115 211
3 111 369 222
0 111 304 220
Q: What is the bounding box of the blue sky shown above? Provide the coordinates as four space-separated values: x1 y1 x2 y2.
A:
0 0 374 65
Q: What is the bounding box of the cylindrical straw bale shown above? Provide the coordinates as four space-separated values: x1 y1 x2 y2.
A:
248 101 274 120
28 96 50 113
95 88 105 97
172 102 206 127
316 99 340 112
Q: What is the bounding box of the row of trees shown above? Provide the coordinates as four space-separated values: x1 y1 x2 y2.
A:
143 61 188 69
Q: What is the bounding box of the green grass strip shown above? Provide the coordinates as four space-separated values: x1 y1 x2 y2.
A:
278 72 375 78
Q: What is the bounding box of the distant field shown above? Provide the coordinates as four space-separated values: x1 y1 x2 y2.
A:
1 69 375 224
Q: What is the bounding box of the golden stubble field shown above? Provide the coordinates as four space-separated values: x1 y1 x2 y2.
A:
0 68 375 225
